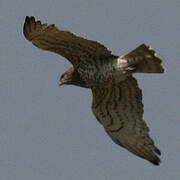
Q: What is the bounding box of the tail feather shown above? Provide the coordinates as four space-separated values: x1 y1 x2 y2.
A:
121 44 165 73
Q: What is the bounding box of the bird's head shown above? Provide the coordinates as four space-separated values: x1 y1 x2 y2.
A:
59 67 88 88
59 67 75 86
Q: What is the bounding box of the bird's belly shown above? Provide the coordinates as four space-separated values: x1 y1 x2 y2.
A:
77 59 128 86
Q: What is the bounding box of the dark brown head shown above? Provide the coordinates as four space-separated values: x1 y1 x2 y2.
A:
59 67 75 86
59 67 88 88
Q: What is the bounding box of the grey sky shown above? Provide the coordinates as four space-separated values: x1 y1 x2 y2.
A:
0 0 180 179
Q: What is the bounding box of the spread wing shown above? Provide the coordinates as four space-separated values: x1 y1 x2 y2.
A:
23 16 113 67
91 76 161 165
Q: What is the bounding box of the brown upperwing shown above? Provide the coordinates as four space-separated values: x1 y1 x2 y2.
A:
91 75 161 165
23 16 113 67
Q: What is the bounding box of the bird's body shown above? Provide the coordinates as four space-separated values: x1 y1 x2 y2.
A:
75 56 130 87
23 16 165 165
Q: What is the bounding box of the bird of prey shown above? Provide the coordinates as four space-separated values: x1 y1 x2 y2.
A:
23 16 165 165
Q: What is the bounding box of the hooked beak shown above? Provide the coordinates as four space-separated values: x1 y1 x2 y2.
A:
58 80 64 86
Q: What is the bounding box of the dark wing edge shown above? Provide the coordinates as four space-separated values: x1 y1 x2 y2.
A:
91 76 161 165
23 16 113 66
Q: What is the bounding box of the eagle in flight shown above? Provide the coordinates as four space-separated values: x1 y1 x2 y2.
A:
23 16 165 165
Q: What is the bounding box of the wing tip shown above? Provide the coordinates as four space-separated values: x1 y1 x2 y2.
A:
149 156 161 166
23 16 37 41
154 146 161 155
25 16 35 22
149 146 161 165
23 16 31 40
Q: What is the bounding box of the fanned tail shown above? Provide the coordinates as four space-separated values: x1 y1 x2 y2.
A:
121 44 165 73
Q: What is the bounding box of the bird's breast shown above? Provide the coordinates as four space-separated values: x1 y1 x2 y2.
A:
76 57 128 85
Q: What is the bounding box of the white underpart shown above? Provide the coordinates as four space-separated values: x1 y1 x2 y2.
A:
117 57 128 69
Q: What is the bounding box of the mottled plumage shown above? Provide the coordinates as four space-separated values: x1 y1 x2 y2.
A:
23 16 165 165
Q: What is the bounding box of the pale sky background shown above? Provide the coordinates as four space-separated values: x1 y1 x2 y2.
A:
0 0 180 179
